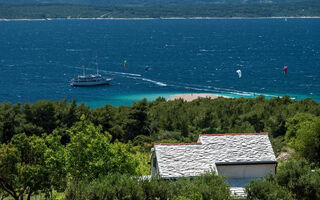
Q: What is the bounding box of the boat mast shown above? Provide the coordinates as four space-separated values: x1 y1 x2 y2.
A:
82 65 86 76
96 62 99 75
95 56 99 75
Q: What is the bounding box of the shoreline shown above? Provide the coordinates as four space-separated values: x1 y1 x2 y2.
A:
169 93 226 102
1 16 320 21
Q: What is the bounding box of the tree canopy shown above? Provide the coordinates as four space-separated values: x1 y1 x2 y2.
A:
0 96 320 198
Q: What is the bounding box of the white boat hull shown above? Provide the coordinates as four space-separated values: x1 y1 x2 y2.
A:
71 78 112 87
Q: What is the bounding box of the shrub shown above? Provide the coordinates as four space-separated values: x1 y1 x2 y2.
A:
276 159 320 200
140 177 176 200
64 174 145 200
292 118 320 163
246 177 292 200
247 159 320 200
189 173 232 200
64 172 232 200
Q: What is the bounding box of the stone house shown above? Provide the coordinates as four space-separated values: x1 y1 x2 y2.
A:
151 132 277 197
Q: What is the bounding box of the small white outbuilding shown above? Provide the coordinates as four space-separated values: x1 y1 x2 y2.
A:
151 132 277 198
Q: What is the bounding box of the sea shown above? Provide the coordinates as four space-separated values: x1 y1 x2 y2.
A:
0 18 319 108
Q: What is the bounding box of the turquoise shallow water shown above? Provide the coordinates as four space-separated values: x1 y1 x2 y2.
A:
86 91 314 108
0 18 319 108
84 92 177 107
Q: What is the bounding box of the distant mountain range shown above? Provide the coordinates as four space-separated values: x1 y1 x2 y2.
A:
0 0 309 6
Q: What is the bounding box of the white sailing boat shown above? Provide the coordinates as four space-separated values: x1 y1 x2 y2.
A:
71 64 112 87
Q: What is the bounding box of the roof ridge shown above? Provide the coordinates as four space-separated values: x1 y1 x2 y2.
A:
154 133 269 146
154 142 201 146
200 132 269 136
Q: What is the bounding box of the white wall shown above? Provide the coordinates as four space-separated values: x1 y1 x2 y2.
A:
216 164 276 178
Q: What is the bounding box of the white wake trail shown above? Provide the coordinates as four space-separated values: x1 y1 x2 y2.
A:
101 70 142 77
124 76 167 87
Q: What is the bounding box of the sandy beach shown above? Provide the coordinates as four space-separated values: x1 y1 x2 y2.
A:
169 93 224 102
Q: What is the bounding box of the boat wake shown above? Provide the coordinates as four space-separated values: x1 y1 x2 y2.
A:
123 75 167 87
101 70 142 77
70 66 166 87
65 49 91 52
165 81 279 98
100 70 166 86
140 77 167 87
68 66 279 98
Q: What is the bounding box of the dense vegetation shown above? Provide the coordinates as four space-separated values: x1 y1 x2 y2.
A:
65 172 232 200
0 96 320 199
246 159 320 200
0 0 319 19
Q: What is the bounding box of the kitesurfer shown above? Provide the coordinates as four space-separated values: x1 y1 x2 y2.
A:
145 65 152 71
236 69 242 78
283 66 288 75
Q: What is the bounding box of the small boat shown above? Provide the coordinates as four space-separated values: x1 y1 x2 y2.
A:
71 65 112 87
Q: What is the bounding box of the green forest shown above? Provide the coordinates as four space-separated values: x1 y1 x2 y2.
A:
0 96 320 199
0 0 320 19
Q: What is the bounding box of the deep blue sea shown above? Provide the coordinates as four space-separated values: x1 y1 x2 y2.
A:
0 18 319 108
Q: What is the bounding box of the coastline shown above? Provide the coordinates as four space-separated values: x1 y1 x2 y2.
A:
169 93 226 102
84 91 320 108
1 16 320 21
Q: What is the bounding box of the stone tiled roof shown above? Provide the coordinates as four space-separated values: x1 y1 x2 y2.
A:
153 133 276 179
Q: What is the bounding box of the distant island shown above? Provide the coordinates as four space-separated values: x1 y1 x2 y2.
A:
0 0 319 19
